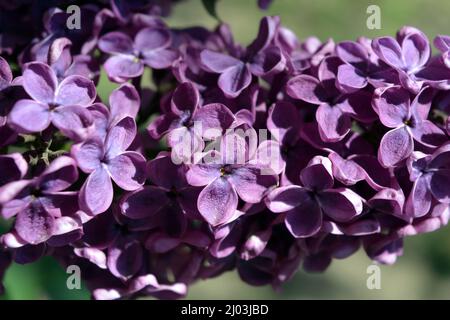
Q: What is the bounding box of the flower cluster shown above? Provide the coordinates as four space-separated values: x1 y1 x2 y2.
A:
0 0 449 299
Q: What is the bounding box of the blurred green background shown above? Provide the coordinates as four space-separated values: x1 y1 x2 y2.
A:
1 0 450 299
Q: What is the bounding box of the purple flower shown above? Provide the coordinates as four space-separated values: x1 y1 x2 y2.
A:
8 62 96 140
99 27 178 82
372 26 431 93
120 152 201 236
265 156 363 238
434 35 450 69
148 82 236 162
72 116 146 215
335 40 397 92
0 156 81 246
405 143 450 217
286 56 376 142
200 16 285 97
186 126 278 226
373 85 446 167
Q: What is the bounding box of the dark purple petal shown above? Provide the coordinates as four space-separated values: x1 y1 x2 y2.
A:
218 63 252 98
300 156 334 190
285 196 322 238
265 185 309 213
405 176 432 217
107 240 143 281
39 156 78 192
318 188 363 222
192 103 235 139
120 186 169 219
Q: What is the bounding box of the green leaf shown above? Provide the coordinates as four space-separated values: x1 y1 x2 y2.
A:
201 0 221 20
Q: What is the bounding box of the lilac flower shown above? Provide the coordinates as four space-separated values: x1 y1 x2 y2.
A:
0 156 81 246
434 35 450 69
120 152 201 236
72 116 146 215
286 56 376 142
148 82 235 162
372 26 431 93
266 156 363 238
186 126 278 226
0 56 12 92
8 62 96 140
405 143 450 217
335 40 397 92
99 27 178 82
373 85 446 167
200 16 285 97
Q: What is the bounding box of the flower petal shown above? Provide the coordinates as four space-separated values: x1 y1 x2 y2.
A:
316 103 351 142
55 75 96 107
218 63 252 98
197 177 238 226
107 151 146 191
300 156 334 190
15 200 55 245
105 116 136 159
79 167 113 215
229 166 277 203
285 74 327 104
318 188 363 222
285 196 322 238
22 62 57 103
104 55 144 82
265 185 309 213
52 105 93 141
378 126 413 167
98 31 133 54
8 100 50 133
120 186 169 219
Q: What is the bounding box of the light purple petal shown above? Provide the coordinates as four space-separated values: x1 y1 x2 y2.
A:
192 103 235 139
378 126 413 167
109 83 140 122
316 103 351 142
98 31 133 54
79 167 113 215
52 105 94 141
197 177 238 226
200 50 241 73
8 99 51 133
107 151 146 191
228 166 276 203
285 75 327 104
105 116 136 159
405 176 432 217
55 75 96 107
71 139 103 173
15 200 55 245
22 62 57 103
372 86 410 128
104 55 144 82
